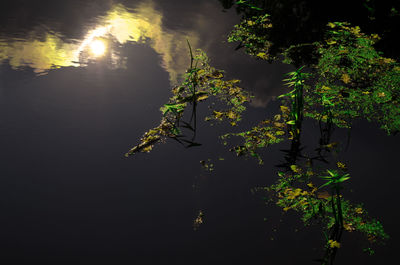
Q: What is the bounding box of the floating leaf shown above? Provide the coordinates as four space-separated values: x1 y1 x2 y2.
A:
328 240 341 248
341 73 351 84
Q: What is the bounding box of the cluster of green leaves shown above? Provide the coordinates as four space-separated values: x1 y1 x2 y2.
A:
268 163 389 247
221 0 400 61
228 14 274 61
279 67 309 138
125 47 250 156
127 7 396 263
220 109 288 164
225 16 393 260
230 17 400 134
222 66 308 164
304 22 400 134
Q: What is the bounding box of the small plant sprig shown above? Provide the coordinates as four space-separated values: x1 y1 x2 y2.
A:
279 66 309 140
319 169 350 190
318 169 350 265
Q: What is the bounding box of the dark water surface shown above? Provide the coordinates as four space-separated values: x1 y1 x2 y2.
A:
0 1 399 264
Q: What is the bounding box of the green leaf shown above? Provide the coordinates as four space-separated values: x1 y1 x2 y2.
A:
326 169 337 177
319 182 332 189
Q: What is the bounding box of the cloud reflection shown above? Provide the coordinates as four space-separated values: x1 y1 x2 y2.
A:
0 1 198 83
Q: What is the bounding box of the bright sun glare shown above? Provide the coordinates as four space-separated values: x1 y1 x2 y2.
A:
89 40 106 57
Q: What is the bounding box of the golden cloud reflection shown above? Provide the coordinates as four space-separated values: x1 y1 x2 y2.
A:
0 1 198 83
0 34 79 74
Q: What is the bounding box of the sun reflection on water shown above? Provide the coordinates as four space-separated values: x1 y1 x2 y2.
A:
89 39 106 57
0 2 199 84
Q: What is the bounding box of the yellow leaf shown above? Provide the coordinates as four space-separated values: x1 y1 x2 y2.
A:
383 58 395 64
227 111 236 119
344 222 355 232
196 94 209 101
349 26 361 35
290 165 301 173
213 111 224 120
370 33 380 40
337 161 346 169
341 73 351 84
288 131 294 140
293 189 302 197
280 105 290 114
321 85 331 91
324 142 338 148
328 240 341 248
274 122 285 128
327 22 336 28
355 207 363 214
257 52 267 59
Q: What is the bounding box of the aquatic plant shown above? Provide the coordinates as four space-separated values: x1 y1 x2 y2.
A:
225 10 396 264
127 5 397 264
125 42 250 156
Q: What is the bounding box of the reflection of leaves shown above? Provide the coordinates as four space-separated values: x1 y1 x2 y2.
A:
181 139 202 148
181 121 194 131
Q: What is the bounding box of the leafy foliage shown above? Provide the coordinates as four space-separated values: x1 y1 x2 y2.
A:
220 111 287 164
125 47 250 156
221 0 400 61
127 7 396 264
230 17 400 134
304 22 400 134
268 164 389 250
225 14 395 263
228 14 274 61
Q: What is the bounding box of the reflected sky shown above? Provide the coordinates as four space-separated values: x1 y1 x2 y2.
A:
0 2 200 84
0 0 294 106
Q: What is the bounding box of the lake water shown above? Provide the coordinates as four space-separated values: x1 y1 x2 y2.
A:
0 1 399 264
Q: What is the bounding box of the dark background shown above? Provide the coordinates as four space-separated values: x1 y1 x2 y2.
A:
0 1 399 264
